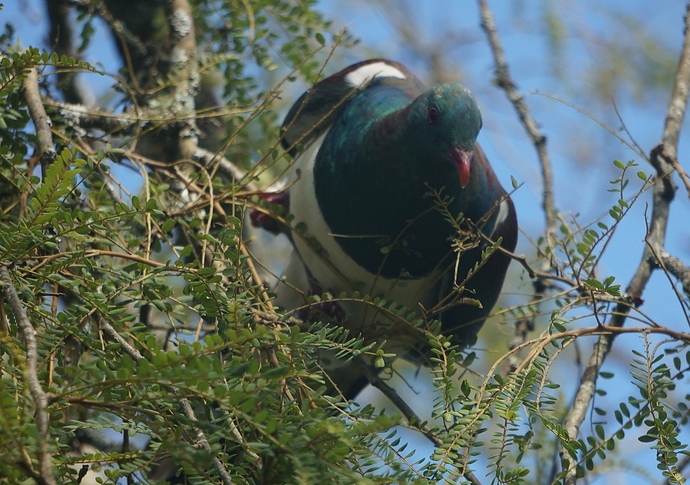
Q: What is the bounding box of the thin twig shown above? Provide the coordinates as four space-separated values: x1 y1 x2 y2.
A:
192 147 257 191
477 0 555 372
560 3 690 483
22 67 56 177
98 315 236 485
355 359 442 443
670 154 690 198
1 265 57 485
356 358 487 485
477 0 556 244
354 360 485 485
86 0 149 58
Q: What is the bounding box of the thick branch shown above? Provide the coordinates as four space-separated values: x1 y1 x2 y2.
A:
22 67 56 177
663 3 690 158
47 0 91 104
658 249 690 294
44 98 136 135
561 4 690 483
1 265 57 485
166 0 200 160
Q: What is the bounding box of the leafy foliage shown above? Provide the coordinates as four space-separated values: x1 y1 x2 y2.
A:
0 1 689 485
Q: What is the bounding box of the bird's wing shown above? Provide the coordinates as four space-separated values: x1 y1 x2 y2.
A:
280 59 418 155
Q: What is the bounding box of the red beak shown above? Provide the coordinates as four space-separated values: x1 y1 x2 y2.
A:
450 147 472 188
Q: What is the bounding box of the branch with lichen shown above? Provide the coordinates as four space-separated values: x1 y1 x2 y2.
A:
166 0 201 161
22 67 56 177
658 249 690 294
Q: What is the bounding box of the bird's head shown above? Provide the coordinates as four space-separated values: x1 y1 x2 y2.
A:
408 84 482 188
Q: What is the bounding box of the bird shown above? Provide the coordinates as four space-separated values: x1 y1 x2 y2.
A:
252 59 518 399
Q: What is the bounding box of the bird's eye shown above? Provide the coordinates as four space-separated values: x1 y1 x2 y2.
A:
427 106 439 126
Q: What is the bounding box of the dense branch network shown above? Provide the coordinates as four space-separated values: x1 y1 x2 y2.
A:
477 0 690 483
560 5 690 484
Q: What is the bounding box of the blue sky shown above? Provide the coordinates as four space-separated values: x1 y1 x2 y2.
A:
3 1 690 483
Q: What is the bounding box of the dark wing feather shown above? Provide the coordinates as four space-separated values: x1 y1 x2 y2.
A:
280 59 416 155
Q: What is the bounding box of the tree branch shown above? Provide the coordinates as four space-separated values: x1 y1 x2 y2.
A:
561 3 690 483
657 249 690 294
44 98 136 135
477 0 556 244
47 0 92 105
476 0 556 374
663 3 690 159
166 0 200 160
1 265 57 485
22 67 56 177
97 314 236 485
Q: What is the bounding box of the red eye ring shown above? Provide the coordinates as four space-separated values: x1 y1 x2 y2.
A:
427 107 439 126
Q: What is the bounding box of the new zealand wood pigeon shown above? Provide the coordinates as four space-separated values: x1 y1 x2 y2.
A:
253 59 518 399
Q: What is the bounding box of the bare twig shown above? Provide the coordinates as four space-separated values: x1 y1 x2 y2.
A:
1 265 57 485
22 67 56 177
354 359 482 485
356 359 441 442
180 400 237 485
477 0 556 373
85 0 149 59
376 0 475 85
560 3 690 483
670 154 690 198
477 0 556 244
192 147 256 191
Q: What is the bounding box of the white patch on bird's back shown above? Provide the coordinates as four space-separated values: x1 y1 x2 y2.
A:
489 200 511 238
344 61 407 88
284 131 440 332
